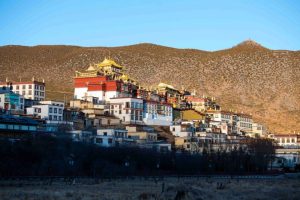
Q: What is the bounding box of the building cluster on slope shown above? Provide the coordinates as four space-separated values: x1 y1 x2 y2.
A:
0 58 299 168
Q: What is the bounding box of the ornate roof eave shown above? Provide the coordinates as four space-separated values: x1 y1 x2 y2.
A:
96 58 124 69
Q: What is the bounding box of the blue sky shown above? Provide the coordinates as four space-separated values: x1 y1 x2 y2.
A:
0 0 299 50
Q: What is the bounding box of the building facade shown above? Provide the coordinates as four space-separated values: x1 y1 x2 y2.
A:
26 101 64 121
109 97 144 125
0 80 45 101
0 92 24 113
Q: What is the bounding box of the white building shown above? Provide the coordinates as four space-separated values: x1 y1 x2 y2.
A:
206 110 232 128
142 100 173 126
26 101 64 121
235 113 253 135
270 134 300 148
109 97 144 125
251 123 267 137
94 129 129 147
0 80 45 101
170 124 194 137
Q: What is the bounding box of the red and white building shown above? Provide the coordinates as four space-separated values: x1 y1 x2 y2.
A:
74 76 123 101
185 96 207 112
74 58 138 102
74 58 173 126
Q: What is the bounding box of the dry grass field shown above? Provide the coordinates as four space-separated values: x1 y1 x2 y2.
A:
0 176 299 200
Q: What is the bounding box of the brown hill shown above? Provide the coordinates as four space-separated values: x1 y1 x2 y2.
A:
0 41 299 133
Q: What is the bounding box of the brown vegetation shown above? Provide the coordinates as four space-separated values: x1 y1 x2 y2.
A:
0 40 299 133
0 177 299 200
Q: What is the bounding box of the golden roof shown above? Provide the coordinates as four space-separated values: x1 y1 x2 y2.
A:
158 82 175 89
96 58 124 69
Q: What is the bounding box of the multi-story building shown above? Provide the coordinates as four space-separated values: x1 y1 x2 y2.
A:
143 100 173 126
234 113 253 135
157 82 182 108
26 101 64 121
74 58 138 101
251 123 267 137
270 134 300 148
185 96 207 112
109 97 144 125
170 124 194 137
0 115 38 135
93 128 129 147
126 126 157 142
0 80 45 101
206 110 252 135
0 90 24 114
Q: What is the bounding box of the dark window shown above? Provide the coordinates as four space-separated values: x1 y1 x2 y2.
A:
103 132 107 136
96 138 103 143
54 108 57 113
29 85 32 89
108 138 113 144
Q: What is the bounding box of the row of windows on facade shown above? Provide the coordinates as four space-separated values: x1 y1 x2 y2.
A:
111 102 172 110
15 90 45 96
221 114 231 119
240 122 252 128
34 107 62 114
96 138 113 144
130 114 143 121
111 108 171 116
14 85 44 90
1 103 23 110
276 138 298 144
34 97 44 101
0 124 36 131
146 104 172 111
49 115 62 121
220 114 252 122
145 109 172 116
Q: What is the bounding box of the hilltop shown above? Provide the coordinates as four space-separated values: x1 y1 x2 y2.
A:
0 40 299 133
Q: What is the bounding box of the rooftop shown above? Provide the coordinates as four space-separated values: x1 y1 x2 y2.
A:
0 115 38 125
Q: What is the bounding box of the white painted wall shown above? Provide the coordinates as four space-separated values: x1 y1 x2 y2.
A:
170 125 192 137
26 103 64 121
143 113 172 126
87 91 104 101
74 87 88 100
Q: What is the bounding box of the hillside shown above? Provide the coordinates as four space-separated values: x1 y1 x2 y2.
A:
0 41 299 133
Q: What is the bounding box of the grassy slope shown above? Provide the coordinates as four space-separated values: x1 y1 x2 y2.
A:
0 42 299 133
